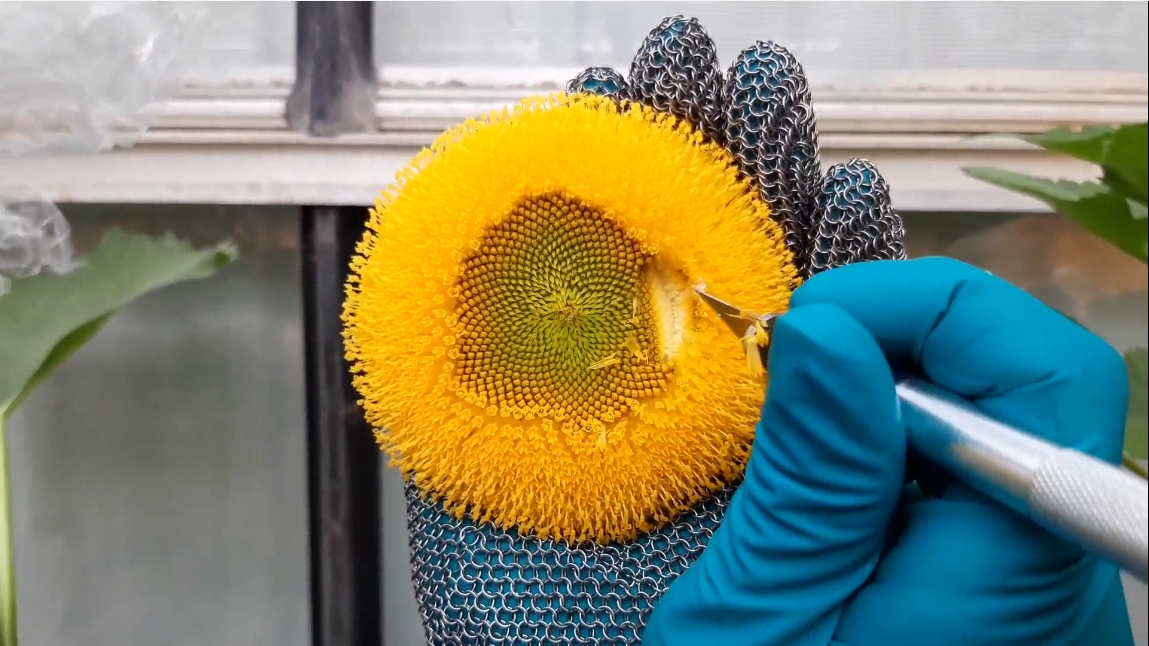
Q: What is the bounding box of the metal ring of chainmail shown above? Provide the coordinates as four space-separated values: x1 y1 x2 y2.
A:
405 15 908 645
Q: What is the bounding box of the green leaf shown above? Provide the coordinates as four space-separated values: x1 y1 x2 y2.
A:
0 229 236 415
3 314 111 415
1021 123 1148 206
1102 167 1148 208
1125 347 1148 460
1103 123 1148 205
0 414 13 646
1022 125 1116 165
962 167 1148 263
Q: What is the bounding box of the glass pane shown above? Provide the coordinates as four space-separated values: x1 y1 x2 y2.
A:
374 1 1148 80
0 2 295 156
380 211 1148 646
902 212 1147 354
382 467 425 646
5 205 309 646
187 2 296 81
903 211 1147 646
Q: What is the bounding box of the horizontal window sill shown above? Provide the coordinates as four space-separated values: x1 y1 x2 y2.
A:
0 132 1103 213
162 67 1149 135
2 69 1143 211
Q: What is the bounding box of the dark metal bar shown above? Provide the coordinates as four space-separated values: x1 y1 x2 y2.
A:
288 2 378 137
293 3 382 646
302 206 381 646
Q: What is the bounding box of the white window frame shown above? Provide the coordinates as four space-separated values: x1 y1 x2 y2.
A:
2 67 1145 213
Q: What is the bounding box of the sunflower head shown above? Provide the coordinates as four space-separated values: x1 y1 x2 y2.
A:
345 14 908 644
343 93 795 545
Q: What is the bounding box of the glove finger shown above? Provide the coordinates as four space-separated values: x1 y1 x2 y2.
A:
792 257 1127 460
626 15 726 144
793 258 1133 646
725 41 822 276
833 495 1133 646
644 304 905 646
567 66 632 102
808 159 907 276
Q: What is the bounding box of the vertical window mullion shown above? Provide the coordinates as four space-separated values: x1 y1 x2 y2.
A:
293 4 382 646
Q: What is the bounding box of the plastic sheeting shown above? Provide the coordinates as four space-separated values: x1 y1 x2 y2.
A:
0 200 76 295
0 2 205 293
0 2 205 156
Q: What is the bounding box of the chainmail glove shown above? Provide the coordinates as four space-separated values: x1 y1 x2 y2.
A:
568 16 907 279
403 16 908 645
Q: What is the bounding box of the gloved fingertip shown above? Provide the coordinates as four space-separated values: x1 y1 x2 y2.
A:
761 303 905 480
789 257 986 363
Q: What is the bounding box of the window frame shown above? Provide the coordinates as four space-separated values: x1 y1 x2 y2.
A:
2 66 1143 213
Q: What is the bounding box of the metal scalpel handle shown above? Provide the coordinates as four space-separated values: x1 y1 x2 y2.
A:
700 285 1148 581
896 377 1149 583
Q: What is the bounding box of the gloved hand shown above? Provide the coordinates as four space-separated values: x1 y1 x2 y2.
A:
401 16 914 645
568 16 906 280
643 257 1135 646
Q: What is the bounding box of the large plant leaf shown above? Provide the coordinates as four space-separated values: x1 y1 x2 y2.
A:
0 229 236 414
962 167 1148 263
3 314 111 415
1102 168 1149 209
1022 125 1117 165
1125 347 1148 460
1022 123 1148 206
1103 123 1148 205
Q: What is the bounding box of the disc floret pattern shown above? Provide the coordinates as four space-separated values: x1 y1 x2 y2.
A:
455 193 667 430
342 93 797 545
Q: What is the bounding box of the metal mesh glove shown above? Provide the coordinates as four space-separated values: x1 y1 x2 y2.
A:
404 16 907 645
569 16 907 278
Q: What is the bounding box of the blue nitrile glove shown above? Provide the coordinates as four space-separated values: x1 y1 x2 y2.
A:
643 257 1135 646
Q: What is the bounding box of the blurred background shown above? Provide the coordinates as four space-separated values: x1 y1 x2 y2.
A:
1 3 1146 646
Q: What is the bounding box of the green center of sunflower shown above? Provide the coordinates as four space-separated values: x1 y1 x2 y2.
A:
454 192 668 425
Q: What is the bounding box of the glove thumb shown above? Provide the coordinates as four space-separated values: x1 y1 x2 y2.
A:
644 303 907 646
